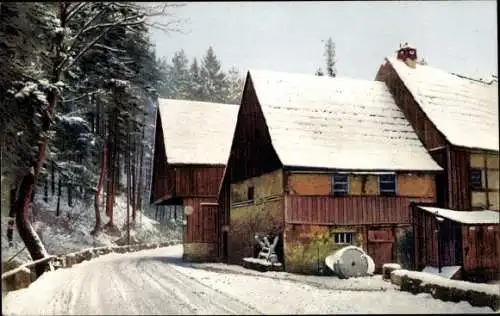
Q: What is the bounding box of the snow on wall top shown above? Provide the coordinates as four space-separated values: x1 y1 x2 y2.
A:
387 57 499 152
418 206 500 225
157 99 239 165
248 69 443 171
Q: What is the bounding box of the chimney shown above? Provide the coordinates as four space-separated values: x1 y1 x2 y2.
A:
396 42 418 68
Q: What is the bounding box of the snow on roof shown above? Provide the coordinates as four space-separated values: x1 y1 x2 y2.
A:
248 69 443 171
387 57 499 152
417 206 500 224
157 99 239 165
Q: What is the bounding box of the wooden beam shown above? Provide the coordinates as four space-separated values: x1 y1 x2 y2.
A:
484 152 490 209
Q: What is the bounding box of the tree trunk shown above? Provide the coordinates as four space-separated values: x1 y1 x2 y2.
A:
56 176 62 216
104 109 118 228
136 128 144 215
51 160 55 196
67 182 73 207
126 128 131 245
131 136 136 223
91 142 107 235
44 176 49 202
14 168 52 276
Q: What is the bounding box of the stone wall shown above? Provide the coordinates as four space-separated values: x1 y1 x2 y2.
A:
183 243 217 262
229 169 284 264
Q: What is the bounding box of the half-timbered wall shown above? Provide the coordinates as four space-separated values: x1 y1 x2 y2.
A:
470 152 500 211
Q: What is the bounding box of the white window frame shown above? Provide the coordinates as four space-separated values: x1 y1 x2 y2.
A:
334 232 354 245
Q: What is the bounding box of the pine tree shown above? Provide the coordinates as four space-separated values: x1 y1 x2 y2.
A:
200 46 228 103
324 37 337 77
168 49 191 100
226 66 244 104
1 2 180 272
315 67 325 76
189 58 205 101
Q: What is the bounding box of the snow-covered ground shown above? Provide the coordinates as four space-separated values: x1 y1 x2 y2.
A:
1 194 181 264
2 245 493 315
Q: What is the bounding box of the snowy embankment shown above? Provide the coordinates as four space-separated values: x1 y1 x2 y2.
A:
3 245 492 315
1 193 181 265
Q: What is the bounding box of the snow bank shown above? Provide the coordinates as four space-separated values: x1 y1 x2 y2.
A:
392 269 499 297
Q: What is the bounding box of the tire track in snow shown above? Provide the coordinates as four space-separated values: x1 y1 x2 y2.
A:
5 250 260 315
136 258 260 315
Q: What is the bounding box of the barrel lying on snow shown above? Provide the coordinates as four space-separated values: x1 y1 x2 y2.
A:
325 246 375 279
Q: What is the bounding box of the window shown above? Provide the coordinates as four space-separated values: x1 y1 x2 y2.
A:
379 174 396 197
332 174 349 197
247 186 255 201
334 232 354 245
470 169 482 190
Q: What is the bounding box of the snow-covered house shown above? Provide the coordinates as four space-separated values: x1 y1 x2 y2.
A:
376 46 499 212
218 69 443 274
376 45 500 281
150 99 238 262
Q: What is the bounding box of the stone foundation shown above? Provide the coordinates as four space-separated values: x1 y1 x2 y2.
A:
183 242 218 262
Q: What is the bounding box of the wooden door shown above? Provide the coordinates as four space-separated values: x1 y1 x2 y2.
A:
366 228 395 271
201 204 218 243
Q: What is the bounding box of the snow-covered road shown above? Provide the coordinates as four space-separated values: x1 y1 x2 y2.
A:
2 245 493 315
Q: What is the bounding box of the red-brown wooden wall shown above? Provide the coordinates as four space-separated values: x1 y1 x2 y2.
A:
285 195 435 225
184 198 219 243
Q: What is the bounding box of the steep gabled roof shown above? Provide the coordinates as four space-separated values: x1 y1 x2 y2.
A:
387 57 499 152
157 98 239 165
247 69 442 171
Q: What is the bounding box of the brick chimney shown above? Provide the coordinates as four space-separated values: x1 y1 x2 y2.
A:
396 42 418 68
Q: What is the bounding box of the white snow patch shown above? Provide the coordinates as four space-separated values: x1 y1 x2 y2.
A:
243 257 282 266
392 269 500 296
417 206 499 224
422 265 462 279
383 263 402 269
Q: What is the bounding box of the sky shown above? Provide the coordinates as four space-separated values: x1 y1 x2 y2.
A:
150 1 497 80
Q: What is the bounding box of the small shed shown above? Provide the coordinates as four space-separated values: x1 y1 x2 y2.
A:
150 99 239 262
411 204 500 282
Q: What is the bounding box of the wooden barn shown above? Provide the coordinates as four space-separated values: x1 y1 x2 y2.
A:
375 45 499 211
150 98 238 262
375 45 499 281
411 204 499 282
218 69 443 274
